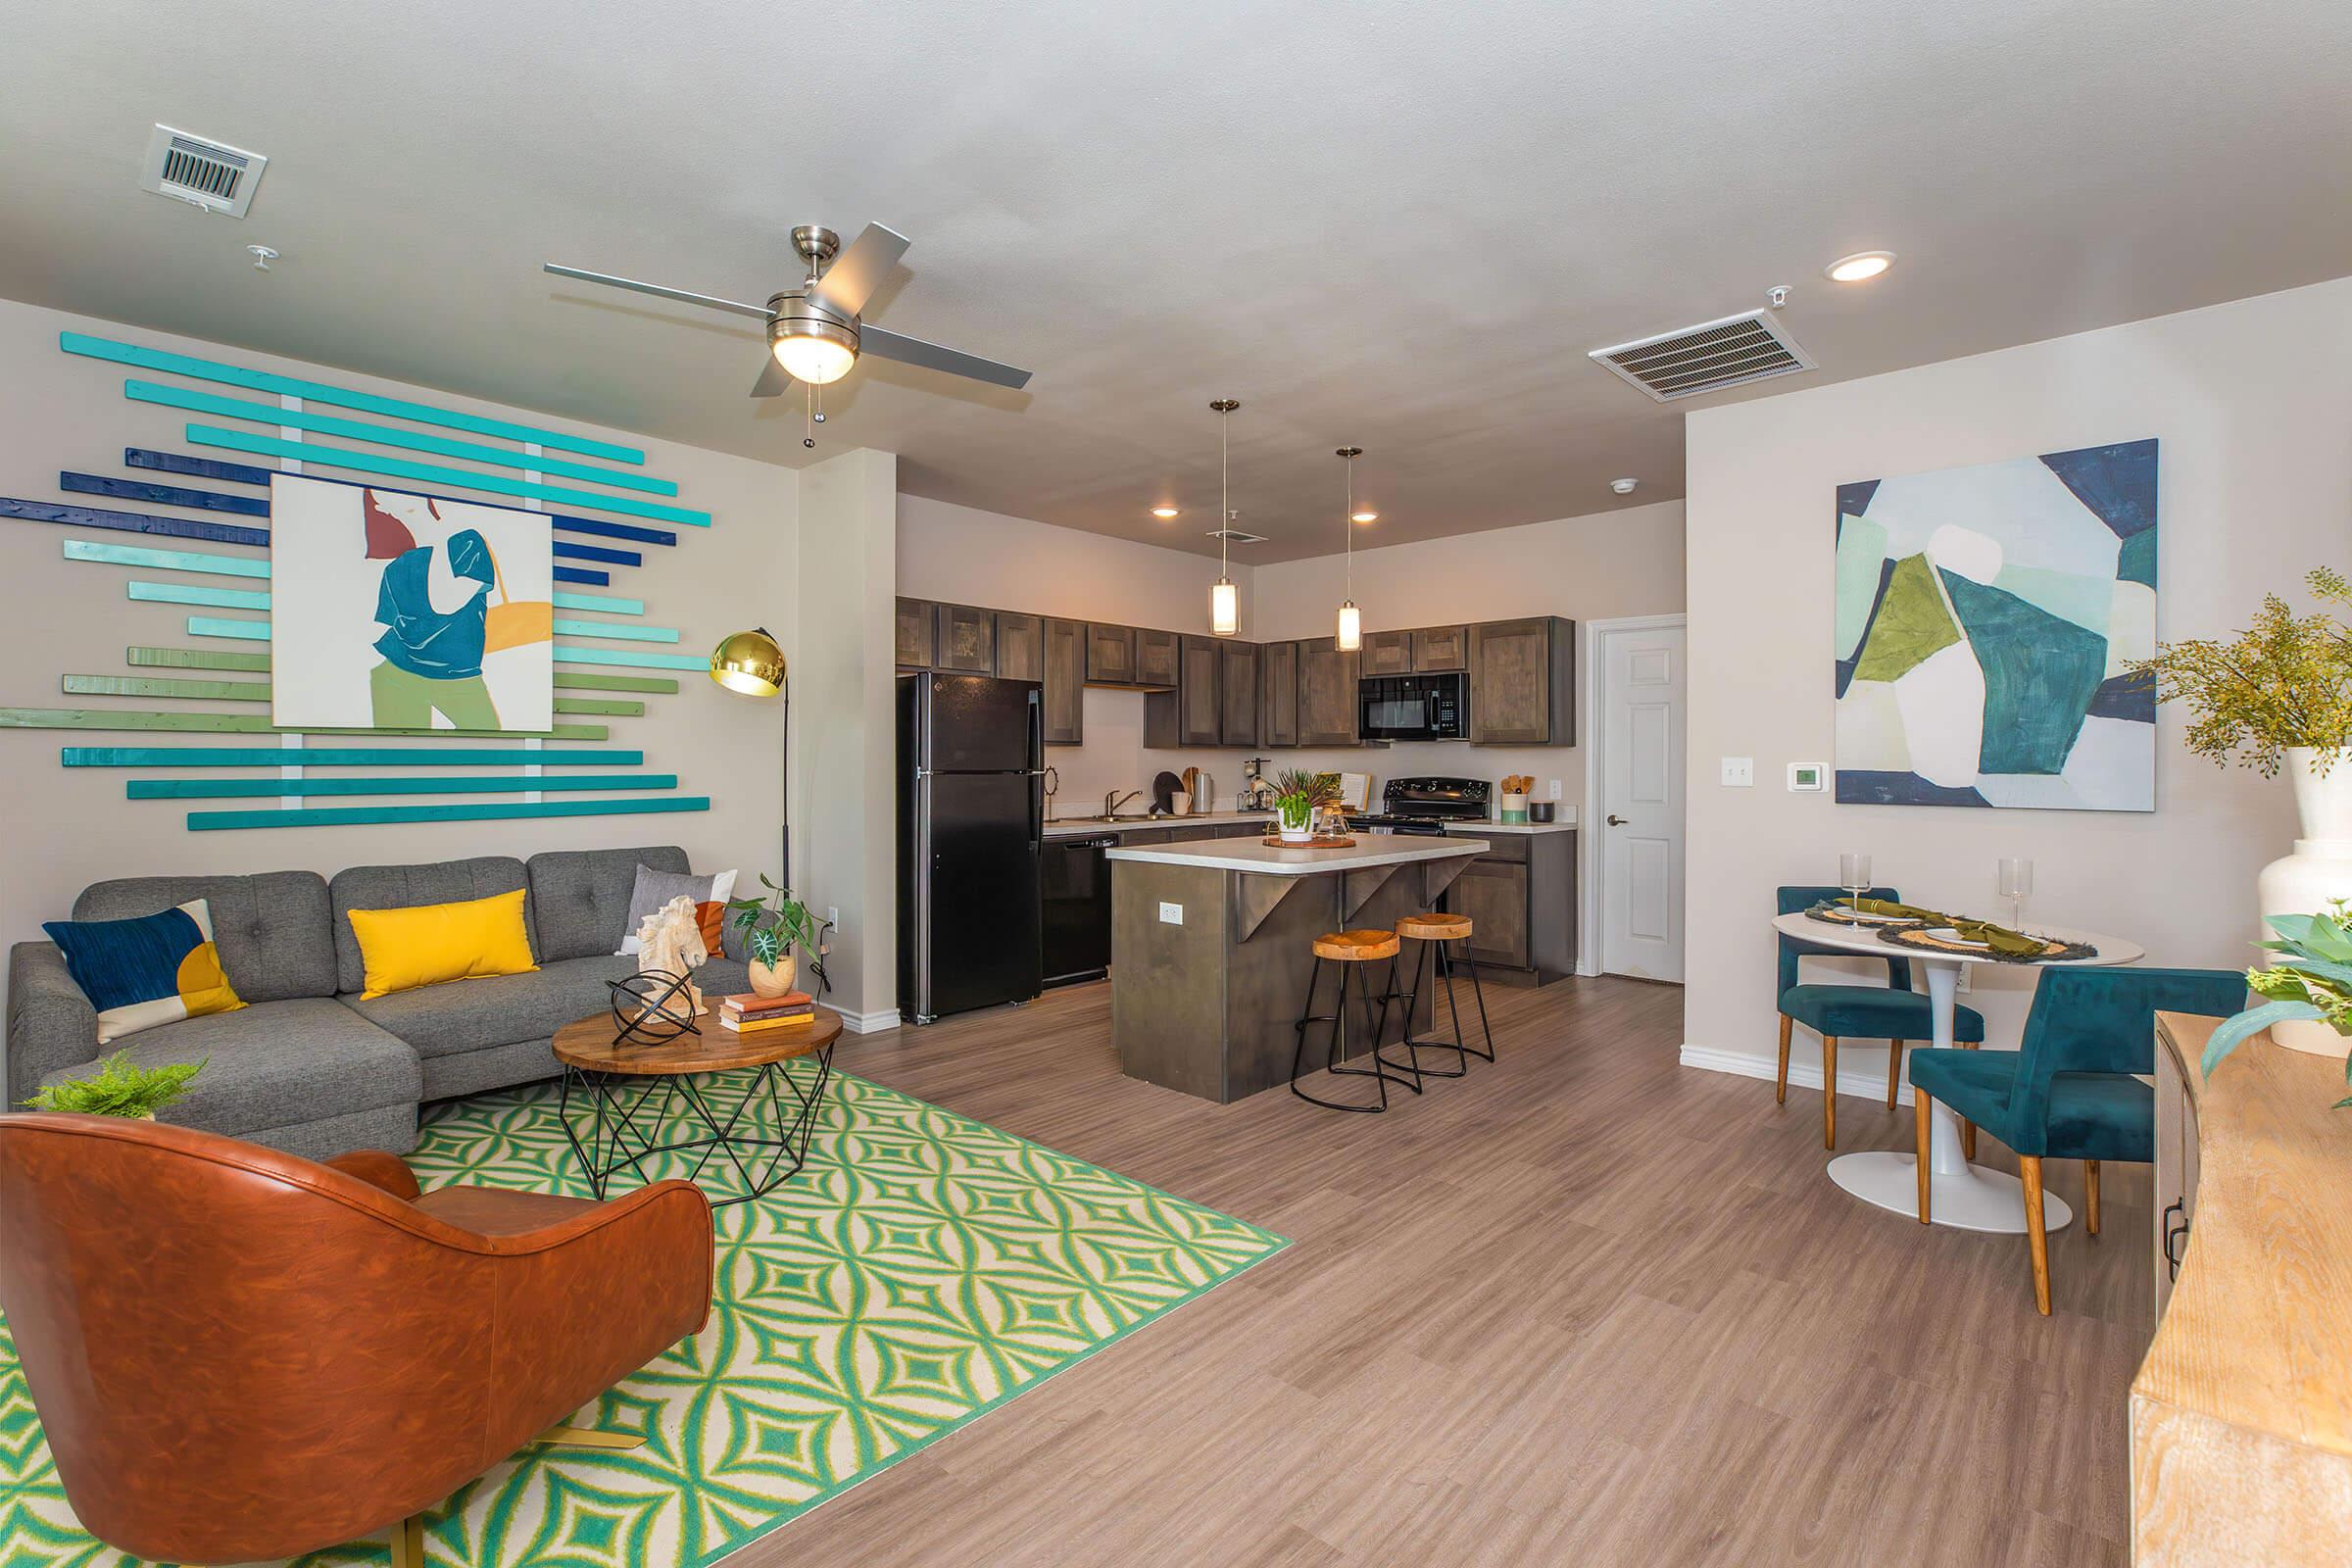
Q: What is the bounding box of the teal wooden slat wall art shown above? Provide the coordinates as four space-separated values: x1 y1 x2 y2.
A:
8 333 728 833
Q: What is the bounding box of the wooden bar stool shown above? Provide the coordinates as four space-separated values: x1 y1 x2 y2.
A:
1376 911 1494 1081
1290 929 1415 1112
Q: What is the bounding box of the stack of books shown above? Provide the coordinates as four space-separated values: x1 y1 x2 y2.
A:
716 991 816 1033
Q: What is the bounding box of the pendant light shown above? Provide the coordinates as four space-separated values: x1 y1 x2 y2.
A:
1335 446 1363 652
1209 398 1241 636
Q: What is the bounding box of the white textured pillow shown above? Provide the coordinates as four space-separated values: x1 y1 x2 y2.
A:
616 865 738 956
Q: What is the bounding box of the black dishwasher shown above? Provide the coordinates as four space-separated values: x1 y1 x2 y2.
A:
1041 835 1116 987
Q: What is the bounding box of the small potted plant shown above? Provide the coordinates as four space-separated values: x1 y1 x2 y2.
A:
2197 900 2352 1090
24 1052 205 1120
2131 567 2352 1050
1270 767 1339 844
727 875 828 998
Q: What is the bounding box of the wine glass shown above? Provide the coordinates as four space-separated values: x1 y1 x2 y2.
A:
1996 858 2034 927
1838 853 1872 913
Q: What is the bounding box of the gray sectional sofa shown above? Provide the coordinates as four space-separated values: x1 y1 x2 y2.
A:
5 845 755 1159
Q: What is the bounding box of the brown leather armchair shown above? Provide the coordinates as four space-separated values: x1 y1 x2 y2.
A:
0 1111 712 1566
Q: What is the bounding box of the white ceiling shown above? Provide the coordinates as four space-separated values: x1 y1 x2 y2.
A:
5 1 2350 561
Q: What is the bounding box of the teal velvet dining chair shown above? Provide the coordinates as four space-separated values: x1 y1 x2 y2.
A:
1777 885 1986 1150
1908 965 2245 1315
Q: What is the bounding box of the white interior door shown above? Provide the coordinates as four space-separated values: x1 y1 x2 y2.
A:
1600 623 1686 981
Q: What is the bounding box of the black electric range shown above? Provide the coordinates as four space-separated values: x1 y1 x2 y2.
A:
1345 776 1492 836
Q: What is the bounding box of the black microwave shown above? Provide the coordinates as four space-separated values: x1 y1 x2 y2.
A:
1357 673 1468 741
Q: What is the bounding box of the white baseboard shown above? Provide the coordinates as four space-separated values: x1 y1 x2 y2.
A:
836 1006 904 1034
1680 1041 1917 1106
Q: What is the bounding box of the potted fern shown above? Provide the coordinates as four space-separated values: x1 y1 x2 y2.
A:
24 1053 205 1119
2131 566 2352 1053
726 875 827 999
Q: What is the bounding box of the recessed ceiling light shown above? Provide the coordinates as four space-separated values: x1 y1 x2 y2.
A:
1610 477 1638 496
1825 250 1895 283
1151 505 1180 519
1350 510 1377 524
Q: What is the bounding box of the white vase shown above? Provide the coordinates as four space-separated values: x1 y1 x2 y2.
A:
1278 815 1312 844
2256 746 2352 1055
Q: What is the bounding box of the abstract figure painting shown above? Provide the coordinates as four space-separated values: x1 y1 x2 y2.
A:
1834 439 2156 810
270 474 555 732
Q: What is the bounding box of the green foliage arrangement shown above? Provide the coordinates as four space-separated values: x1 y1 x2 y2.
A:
2127 567 2352 777
727 874 828 968
23 1052 205 1118
2200 899 2352 1104
1270 767 1341 829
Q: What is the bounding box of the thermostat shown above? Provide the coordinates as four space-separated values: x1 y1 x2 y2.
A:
1788 762 1827 791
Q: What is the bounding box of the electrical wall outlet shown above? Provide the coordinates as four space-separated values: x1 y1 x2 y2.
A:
1158 902 1184 925
1547 778 1563 800
1721 757 1754 787
825 906 839 931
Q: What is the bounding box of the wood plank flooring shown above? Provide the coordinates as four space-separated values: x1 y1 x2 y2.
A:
747 975 2147 1566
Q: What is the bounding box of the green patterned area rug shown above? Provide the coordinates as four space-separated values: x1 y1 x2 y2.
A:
0 1069 1286 1566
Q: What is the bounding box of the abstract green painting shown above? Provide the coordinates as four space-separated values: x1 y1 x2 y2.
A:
1835 439 2158 809
0 1073 1287 1566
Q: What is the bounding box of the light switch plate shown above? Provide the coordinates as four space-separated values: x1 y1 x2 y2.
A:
1547 778 1563 800
1721 757 1754 787
1158 902 1184 925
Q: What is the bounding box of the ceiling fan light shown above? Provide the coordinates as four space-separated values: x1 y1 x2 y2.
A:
1210 578 1240 638
1336 601 1361 653
710 626 786 697
773 333 856 385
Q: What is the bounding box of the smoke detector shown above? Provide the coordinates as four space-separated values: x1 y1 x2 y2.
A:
1589 309 1816 403
140 125 269 218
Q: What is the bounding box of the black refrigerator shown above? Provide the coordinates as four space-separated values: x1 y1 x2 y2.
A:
897 673 1045 1024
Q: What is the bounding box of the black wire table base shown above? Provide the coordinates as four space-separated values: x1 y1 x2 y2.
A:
555 1041 836 1209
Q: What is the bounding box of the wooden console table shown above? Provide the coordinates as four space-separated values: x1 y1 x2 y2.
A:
2133 1012 2352 1563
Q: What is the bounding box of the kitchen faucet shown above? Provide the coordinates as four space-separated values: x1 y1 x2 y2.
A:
1104 788 1142 819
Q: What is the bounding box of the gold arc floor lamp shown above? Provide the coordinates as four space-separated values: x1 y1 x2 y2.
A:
710 625 788 883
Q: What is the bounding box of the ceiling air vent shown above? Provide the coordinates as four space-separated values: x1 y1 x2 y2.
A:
139 124 268 218
1206 525 1266 543
1588 309 1815 403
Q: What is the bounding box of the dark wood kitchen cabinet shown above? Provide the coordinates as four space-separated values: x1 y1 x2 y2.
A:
895 597 936 669
1412 624 1469 672
1362 630 1414 677
1468 615 1576 745
993 612 1043 681
1147 635 1224 748
1296 635 1360 747
934 603 996 672
1259 639 1298 748
1042 617 1085 745
1219 642 1260 746
1444 829 1577 983
1085 623 1137 685
1134 627 1182 689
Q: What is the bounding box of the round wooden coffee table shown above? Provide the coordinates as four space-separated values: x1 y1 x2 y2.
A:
552 1005 842 1208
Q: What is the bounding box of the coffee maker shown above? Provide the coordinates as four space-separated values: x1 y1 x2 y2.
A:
1239 757 1276 811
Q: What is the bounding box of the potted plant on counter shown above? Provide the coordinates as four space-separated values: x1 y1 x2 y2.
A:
2132 566 2352 1053
2198 900 2352 1093
727 875 829 999
24 1052 205 1120
1271 768 1340 844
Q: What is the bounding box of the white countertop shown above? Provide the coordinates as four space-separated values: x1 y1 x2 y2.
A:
1104 836 1487 876
1044 810 1270 839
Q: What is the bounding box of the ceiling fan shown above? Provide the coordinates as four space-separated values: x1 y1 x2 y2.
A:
544 222 1032 399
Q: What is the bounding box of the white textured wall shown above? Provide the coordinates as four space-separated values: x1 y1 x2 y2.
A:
1682 276 2352 1081
0 297 799 1047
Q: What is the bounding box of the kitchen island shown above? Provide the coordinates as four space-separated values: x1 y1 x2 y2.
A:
1105 835 1487 1102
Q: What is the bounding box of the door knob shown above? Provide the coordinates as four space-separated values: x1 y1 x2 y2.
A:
1607 814 1628 825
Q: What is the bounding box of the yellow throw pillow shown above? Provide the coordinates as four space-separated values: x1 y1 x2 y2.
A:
348 888 537 1000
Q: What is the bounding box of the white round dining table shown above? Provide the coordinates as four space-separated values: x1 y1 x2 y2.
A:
1770 909 2145 1234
